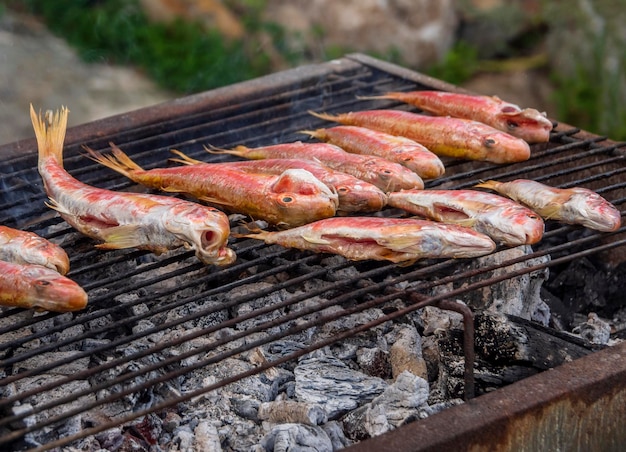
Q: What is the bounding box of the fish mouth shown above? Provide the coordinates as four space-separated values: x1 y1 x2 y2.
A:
198 229 237 265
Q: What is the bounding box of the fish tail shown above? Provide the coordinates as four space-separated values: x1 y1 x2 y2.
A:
203 144 247 157
298 129 322 140
30 104 69 169
169 149 203 166
355 94 394 101
83 142 143 180
308 110 342 123
474 180 500 190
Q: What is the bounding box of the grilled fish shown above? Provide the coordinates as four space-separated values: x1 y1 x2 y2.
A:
475 179 622 232
207 141 424 192
360 90 553 143
234 216 496 264
170 152 387 213
388 189 545 246
0 225 70 274
301 125 445 179
86 144 338 228
309 110 531 164
31 105 236 266
0 260 88 312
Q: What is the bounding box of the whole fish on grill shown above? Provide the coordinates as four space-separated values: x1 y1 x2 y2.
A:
359 90 553 143
170 152 387 213
0 225 70 274
301 125 445 179
309 110 531 164
0 260 88 312
31 105 236 266
387 189 545 246
475 179 622 232
234 216 496 264
85 144 338 228
207 141 424 193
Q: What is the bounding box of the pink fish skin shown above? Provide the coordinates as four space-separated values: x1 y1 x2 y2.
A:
310 110 531 164
361 90 553 143
183 157 388 213
234 216 496 264
0 260 88 312
208 141 424 193
87 145 338 228
387 189 545 246
301 125 445 179
475 179 622 232
0 225 70 274
31 105 236 266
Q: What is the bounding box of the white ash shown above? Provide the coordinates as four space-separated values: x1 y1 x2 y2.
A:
573 312 612 345
294 353 388 419
260 423 334 452
258 400 328 425
422 246 551 323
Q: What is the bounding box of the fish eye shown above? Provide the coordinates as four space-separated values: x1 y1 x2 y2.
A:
501 106 519 113
527 213 540 220
281 196 293 203
484 138 497 148
507 120 519 129
337 186 349 193
37 280 51 286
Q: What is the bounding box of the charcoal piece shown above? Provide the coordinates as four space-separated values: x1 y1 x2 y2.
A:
433 310 595 397
258 400 328 425
260 423 333 452
452 245 550 321
321 420 353 449
387 325 428 380
294 355 387 419
547 257 608 313
572 313 611 345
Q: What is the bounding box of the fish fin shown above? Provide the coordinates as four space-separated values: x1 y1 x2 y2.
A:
82 142 142 180
196 194 236 208
540 203 562 220
45 197 72 216
432 203 471 222
474 180 500 190
169 149 203 166
445 218 478 228
95 225 151 250
30 104 69 167
302 234 331 245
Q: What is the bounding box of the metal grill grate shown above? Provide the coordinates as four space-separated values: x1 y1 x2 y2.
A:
0 54 625 450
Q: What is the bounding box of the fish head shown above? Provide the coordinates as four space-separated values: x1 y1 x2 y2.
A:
267 169 338 226
22 265 88 312
417 222 496 258
480 206 545 246
334 180 388 213
496 106 553 143
564 190 622 232
481 129 531 163
392 145 446 179
368 162 424 192
163 203 236 266
20 236 71 275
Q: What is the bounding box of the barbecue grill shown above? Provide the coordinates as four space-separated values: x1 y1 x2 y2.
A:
1 53 625 451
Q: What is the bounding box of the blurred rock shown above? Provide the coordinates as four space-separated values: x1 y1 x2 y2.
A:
0 10 173 146
263 0 459 68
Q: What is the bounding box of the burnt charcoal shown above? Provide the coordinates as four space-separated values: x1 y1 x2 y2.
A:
540 287 574 331
260 423 333 452
546 257 609 313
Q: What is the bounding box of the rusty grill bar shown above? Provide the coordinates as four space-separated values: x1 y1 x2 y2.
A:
0 54 625 450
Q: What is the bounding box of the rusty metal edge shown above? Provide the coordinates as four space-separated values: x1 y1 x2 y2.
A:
345 340 626 452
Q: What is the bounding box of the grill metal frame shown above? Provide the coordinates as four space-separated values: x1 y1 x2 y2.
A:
0 53 625 451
